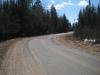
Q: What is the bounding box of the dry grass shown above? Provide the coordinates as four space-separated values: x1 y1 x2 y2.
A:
57 34 100 56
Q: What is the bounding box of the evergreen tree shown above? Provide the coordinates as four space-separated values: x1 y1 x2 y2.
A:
50 5 58 33
0 0 71 41
96 5 100 39
75 4 100 40
97 5 100 29
62 14 71 32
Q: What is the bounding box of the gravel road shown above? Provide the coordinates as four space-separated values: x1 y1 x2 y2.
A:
0 33 100 75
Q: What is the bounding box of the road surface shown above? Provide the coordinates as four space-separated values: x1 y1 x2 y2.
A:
1 33 100 75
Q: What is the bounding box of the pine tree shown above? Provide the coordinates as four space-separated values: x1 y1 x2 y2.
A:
62 14 71 32
50 5 58 33
75 4 99 40
0 0 71 41
96 5 100 39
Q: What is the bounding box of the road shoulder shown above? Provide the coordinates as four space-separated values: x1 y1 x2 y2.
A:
55 33 100 56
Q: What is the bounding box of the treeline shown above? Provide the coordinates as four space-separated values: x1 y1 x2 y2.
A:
73 4 100 40
0 0 71 41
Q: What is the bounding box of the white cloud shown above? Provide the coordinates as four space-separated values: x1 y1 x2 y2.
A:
74 19 78 23
48 1 74 10
51 0 55 4
55 2 67 10
55 2 73 10
78 0 88 7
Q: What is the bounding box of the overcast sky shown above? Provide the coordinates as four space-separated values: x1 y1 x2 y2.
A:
42 0 99 24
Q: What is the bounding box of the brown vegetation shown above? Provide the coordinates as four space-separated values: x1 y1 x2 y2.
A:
57 34 100 56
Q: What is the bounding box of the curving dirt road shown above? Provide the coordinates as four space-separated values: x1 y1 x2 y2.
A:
0 33 100 75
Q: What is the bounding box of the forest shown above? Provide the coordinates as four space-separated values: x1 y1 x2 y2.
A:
0 0 100 43
73 1 100 42
0 0 71 41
